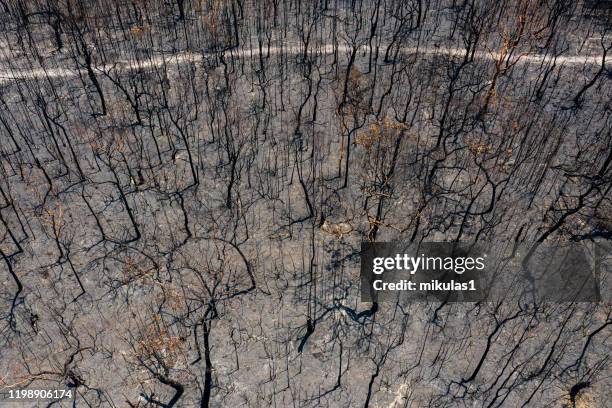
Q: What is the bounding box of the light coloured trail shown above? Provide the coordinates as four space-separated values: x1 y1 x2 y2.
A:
0 44 606 84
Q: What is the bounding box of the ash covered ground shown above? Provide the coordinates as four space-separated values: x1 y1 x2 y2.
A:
0 1 611 407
